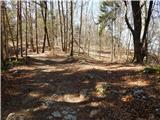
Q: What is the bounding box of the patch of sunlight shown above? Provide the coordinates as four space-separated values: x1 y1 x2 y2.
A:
90 102 101 107
42 93 87 103
126 80 149 87
82 80 90 84
31 104 48 112
40 83 49 88
41 69 53 72
29 91 43 98
121 94 134 102
63 94 87 103
63 72 73 75
78 64 107 71
10 66 35 71
114 66 144 71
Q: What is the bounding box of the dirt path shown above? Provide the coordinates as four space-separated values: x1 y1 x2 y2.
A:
2 51 160 120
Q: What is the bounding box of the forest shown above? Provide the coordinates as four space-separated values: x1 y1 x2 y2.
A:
1 0 160 120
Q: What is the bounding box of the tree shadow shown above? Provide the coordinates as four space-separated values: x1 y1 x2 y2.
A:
1 56 160 120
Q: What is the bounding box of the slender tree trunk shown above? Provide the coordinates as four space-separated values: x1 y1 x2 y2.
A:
35 1 39 54
66 1 69 52
25 1 28 63
1 2 5 66
61 1 66 51
16 1 19 60
4 13 9 60
29 1 35 52
19 1 23 57
58 1 64 51
45 2 51 49
78 1 83 54
4 4 16 57
70 0 74 56
50 1 55 50
87 30 91 56
41 1 51 53
111 21 114 62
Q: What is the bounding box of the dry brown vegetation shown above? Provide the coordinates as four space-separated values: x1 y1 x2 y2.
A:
2 50 160 120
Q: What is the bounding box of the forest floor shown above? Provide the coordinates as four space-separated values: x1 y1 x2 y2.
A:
1 49 160 120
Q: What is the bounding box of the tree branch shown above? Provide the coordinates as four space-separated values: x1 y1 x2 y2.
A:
142 0 153 43
124 1 134 34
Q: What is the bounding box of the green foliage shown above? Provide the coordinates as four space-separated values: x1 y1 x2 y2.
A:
143 66 160 74
98 1 120 36
1 59 23 72
96 83 112 95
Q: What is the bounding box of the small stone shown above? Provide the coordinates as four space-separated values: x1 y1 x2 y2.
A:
89 110 100 118
47 116 53 120
155 108 160 112
13 70 19 74
70 111 76 114
133 89 144 95
26 109 30 112
90 102 100 107
85 73 94 79
64 114 77 120
62 110 68 115
51 111 61 118
42 100 54 108
77 108 80 111
142 96 146 99
80 89 88 98
52 94 57 97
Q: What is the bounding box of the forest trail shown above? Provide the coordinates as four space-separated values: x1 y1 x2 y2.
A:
2 51 160 120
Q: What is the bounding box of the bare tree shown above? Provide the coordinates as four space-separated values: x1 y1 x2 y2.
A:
61 1 67 51
78 1 83 54
4 3 16 57
16 1 20 60
25 1 28 62
58 0 64 51
35 1 39 53
70 0 74 56
29 1 35 52
19 1 23 57
50 1 55 50
40 1 51 53
124 1 153 63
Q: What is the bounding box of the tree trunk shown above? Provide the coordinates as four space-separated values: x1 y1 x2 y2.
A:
19 1 23 57
41 1 51 53
58 1 64 51
25 1 28 63
35 1 39 54
78 1 83 54
66 1 69 52
4 4 16 57
16 1 19 60
111 21 114 62
1 2 5 67
70 0 74 56
29 1 35 52
124 1 153 63
50 1 55 50
61 1 66 51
